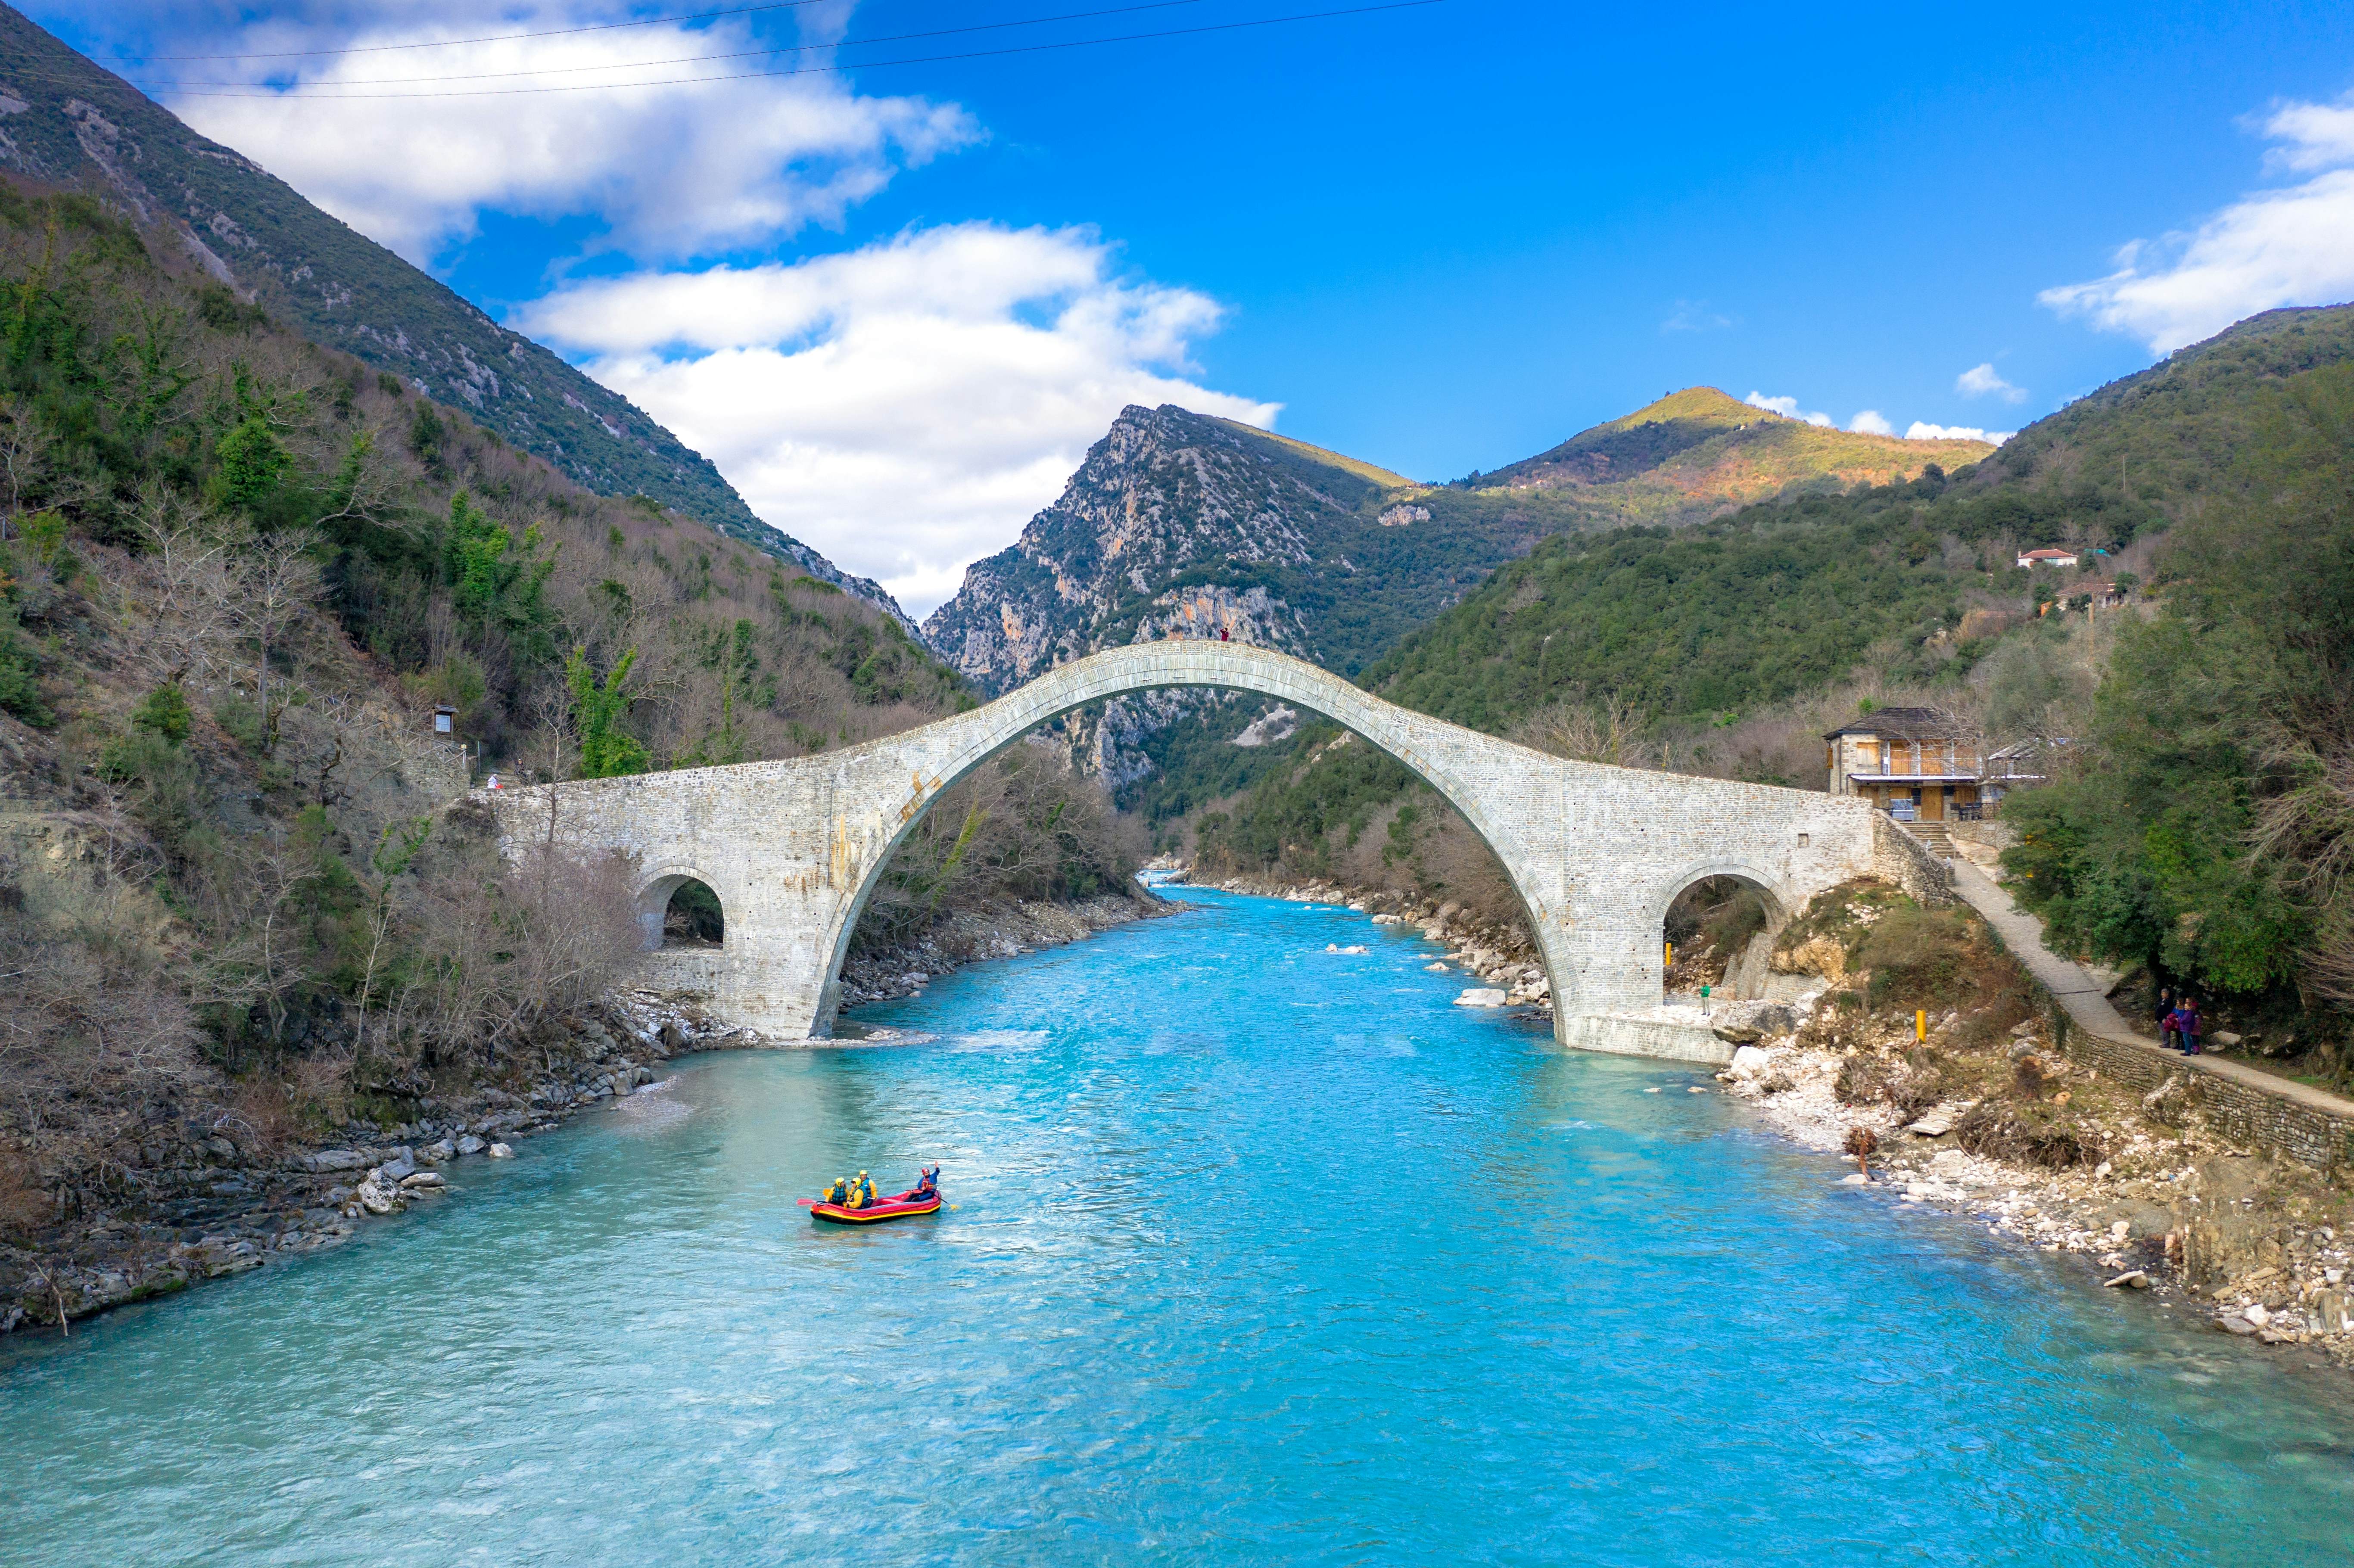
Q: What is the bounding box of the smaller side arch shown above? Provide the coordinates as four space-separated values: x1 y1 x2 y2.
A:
635 865 729 953
1646 859 1798 935
1649 860 1799 1008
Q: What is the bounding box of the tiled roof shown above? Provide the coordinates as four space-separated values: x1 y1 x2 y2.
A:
1824 706 1970 740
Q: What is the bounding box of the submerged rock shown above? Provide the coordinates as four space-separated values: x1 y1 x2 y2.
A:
1453 989 1507 1008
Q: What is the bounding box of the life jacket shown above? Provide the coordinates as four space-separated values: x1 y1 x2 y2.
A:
859 1177 877 1205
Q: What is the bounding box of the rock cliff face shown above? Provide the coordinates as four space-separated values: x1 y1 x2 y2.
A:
926 406 1351 688
0 7 912 629
924 404 1548 781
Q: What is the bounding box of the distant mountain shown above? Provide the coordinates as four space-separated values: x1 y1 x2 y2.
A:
0 5 913 628
924 404 1533 693
1470 386 1994 521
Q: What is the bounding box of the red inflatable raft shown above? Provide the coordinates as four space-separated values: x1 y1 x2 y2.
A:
805 1167 943 1225
808 1188 940 1224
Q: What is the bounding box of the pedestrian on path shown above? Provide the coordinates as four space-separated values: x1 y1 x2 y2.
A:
2156 985 2178 1050
2170 999 2202 1056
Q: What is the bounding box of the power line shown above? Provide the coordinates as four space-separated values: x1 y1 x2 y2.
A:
132 1 1444 100
136 0 1211 91
112 1 834 62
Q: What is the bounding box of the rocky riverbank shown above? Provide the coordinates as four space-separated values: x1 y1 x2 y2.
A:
0 990 746 1338
1709 1013 2354 1370
1678 876 2354 1373
1173 868 1554 1014
836 890 1175 1011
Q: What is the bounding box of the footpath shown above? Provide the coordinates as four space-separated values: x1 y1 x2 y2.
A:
1938 847 2354 1160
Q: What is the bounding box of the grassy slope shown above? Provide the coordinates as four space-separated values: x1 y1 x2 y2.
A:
1470 386 1993 517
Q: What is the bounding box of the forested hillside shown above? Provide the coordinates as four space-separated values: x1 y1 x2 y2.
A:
2002 358 2354 1033
0 188 1136 1245
0 5 914 626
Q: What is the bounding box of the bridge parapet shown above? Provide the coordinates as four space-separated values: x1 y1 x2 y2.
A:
484 643 1877 1061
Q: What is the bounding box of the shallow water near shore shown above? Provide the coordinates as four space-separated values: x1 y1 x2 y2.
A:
8 884 2354 1564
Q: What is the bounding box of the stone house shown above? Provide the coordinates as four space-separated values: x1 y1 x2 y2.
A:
1825 708 1987 821
1826 709 2054 820
2016 546 2079 568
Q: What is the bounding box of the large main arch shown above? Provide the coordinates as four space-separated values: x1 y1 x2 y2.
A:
484 643 1890 1063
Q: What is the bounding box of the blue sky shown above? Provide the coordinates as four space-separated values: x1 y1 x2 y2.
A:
37 1 2354 612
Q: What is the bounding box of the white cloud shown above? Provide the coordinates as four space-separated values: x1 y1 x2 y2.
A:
2040 92 2354 352
1743 391 1832 426
1662 299 1731 332
1906 422 2012 444
171 12 976 261
517 224 1280 616
1955 362 2027 402
1847 410 1894 436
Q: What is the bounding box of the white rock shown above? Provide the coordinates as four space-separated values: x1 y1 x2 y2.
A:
1453 989 1507 1008
2104 1271 2150 1289
1728 1045 1772 1076
1839 1173 1870 1185
487 1143 514 1159
399 1171 446 1189
1424 962 1449 972
2245 1303 2272 1327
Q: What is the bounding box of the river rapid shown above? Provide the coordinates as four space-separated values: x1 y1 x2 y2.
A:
8 883 2354 1564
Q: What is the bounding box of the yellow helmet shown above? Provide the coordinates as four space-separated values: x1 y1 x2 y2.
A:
858 1170 869 1177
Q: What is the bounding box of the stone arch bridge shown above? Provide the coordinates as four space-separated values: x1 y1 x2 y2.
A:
485 643 1921 1064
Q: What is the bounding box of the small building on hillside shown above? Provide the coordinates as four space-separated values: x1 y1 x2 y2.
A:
1827 710 2063 820
2017 546 2079 568
1826 708 1987 821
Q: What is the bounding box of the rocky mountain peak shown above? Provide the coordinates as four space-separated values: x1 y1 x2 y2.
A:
924 404 1354 693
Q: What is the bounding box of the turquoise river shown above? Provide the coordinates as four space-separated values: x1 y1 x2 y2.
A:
7 883 2354 1563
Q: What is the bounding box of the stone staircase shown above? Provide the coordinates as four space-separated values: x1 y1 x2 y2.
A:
1906 818 1958 859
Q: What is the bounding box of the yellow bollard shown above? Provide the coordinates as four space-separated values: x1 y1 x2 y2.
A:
1665 941 1673 970
1916 1009 1927 1043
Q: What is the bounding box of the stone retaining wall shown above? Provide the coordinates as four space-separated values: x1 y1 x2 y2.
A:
1872 813 1955 906
2053 1025 2354 1172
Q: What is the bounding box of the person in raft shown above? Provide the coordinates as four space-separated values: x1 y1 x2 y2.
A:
850 1171 875 1208
912 1164 940 1199
821 1176 850 1206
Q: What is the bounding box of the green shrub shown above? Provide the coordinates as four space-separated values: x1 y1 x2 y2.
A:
130 684 193 744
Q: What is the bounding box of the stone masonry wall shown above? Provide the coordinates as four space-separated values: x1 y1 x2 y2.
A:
2053 1024 2354 1173
1871 812 1955 906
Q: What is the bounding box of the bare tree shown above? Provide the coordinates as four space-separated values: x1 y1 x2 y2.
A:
237 529 323 749
103 490 242 689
